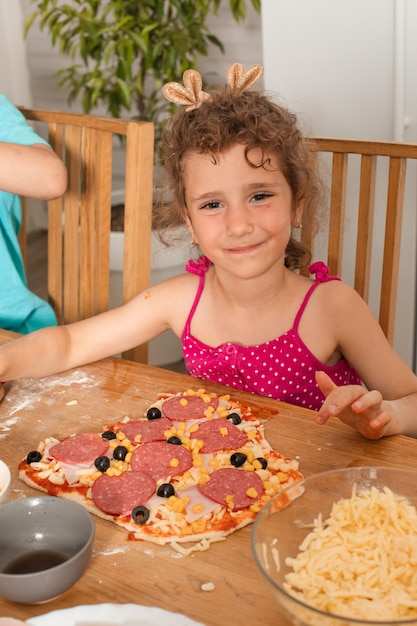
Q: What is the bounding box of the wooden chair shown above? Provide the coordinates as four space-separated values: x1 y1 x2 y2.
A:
302 138 417 346
18 107 154 364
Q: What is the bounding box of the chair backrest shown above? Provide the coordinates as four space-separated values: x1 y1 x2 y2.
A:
19 107 154 364
303 137 417 345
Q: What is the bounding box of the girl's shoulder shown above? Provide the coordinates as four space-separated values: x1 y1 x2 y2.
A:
312 276 374 322
146 270 200 301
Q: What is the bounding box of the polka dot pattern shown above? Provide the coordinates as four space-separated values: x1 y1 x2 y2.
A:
182 258 362 411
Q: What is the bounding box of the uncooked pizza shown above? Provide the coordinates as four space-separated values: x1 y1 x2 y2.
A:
19 389 303 553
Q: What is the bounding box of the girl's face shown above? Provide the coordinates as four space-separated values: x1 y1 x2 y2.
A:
183 143 303 279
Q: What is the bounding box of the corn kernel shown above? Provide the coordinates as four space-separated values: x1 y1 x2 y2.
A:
193 455 203 467
170 457 180 468
116 432 126 441
134 434 142 443
277 472 289 483
225 495 234 509
179 398 188 407
192 503 205 515
219 427 228 436
192 520 207 533
247 430 257 440
242 448 255 463
188 424 199 434
246 487 258 499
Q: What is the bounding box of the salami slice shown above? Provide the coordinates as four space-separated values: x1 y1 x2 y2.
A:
189 418 247 453
198 467 264 511
131 441 193 481
49 433 109 465
92 470 156 516
162 395 219 421
118 417 172 444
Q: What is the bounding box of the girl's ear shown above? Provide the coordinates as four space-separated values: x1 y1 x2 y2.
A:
292 199 304 228
185 216 199 245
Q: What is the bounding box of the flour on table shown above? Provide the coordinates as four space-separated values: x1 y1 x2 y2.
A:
0 370 98 419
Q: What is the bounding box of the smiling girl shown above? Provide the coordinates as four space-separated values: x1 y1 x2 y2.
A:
1 63 417 439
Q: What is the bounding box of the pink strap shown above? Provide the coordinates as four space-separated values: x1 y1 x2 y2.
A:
183 256 211 336
293 262 340 332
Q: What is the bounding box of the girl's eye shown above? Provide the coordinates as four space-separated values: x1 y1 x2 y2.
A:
251 192 273 202
201 201 221 210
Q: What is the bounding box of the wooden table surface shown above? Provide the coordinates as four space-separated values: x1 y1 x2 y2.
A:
0 327 416 625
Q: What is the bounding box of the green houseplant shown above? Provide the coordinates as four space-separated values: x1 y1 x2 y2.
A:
25 0 261 136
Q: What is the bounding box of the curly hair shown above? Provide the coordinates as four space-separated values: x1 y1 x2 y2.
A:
154 86 324 270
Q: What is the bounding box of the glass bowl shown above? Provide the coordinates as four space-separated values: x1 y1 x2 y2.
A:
251 466 417 626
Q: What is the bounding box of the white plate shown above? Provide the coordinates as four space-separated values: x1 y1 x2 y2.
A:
28 603 205 626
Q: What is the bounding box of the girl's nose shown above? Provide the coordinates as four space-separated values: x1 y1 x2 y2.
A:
225 204 254 237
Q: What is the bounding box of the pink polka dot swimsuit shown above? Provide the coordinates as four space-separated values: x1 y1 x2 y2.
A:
182 257 361 411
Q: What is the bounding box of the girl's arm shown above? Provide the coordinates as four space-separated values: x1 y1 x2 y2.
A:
315 282 417 438
0 273 193 382
0 142 67 199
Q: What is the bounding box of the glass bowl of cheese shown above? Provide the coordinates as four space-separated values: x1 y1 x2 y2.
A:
251 466 417 626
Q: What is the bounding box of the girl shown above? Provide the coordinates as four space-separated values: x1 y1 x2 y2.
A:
1 64 416 440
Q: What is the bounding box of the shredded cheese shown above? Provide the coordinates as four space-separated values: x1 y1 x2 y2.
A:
282 485 417 621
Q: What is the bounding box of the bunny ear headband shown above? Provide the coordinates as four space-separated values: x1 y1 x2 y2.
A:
162 62 264 112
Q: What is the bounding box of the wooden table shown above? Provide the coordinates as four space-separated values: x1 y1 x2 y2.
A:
0 327 416 625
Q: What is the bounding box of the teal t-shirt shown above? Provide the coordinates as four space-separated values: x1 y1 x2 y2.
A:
0 95 57 333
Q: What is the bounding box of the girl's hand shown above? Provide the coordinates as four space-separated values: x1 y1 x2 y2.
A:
315 371 391 439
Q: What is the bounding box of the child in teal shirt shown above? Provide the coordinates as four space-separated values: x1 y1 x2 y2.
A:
0 95 67 333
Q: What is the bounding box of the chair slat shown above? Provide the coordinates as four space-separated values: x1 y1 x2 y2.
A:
122 121 154 364
327 152 348 276
354 154 377 300
379 157 407 342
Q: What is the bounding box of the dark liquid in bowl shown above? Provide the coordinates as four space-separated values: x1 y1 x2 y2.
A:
3 550 67 574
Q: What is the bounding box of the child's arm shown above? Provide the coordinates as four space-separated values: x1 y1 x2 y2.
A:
0 142 67 199
314 282 417 439
315 370 417 439
0 274 192 382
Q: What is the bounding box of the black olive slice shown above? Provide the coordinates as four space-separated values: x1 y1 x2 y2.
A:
102 430 117 440
227 412 241 425
146 407 162 421
132 505 150 524
113 445 128 461
230 452 247 467
167 436 182 445
255 457 268 470
157 483 175 498
94 456 110 472
26 450 42 464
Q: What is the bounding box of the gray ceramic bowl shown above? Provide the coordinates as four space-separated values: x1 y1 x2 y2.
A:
0 496 94 604
252 466 417 626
